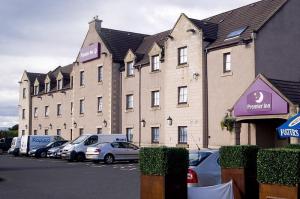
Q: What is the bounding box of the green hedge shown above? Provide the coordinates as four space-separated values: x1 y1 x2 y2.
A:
257 149 300 186
285 144 300 150
139 147 188 176
220 145 259 169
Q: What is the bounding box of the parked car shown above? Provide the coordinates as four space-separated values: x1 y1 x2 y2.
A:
0 137 13 152
187 149 221 187
86 141 139 164
8 137 21 156
61 134 127 162
47 142 69 158
29 140 68 158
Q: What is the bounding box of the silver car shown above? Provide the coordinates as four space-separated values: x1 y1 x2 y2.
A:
47 142 69 158
86 142 139 164
187 149 221 187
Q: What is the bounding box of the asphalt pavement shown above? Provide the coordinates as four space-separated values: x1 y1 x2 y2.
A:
0 154 140 199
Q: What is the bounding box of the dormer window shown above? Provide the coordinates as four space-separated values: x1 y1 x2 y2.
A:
34 85 39 95
151 55 160 71
57 79 63 90
45 83 50 93
127 61 134 77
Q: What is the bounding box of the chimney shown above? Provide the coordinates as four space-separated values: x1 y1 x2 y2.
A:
89 15 102 31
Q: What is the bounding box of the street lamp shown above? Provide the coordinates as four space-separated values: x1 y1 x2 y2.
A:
63 123 67 129
103 120 107 127
140 119 146 127
49 123 52 129
73 122 77 128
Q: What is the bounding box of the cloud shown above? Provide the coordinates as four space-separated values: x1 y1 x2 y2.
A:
0 0 257 127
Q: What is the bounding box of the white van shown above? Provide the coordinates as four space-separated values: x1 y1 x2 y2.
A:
8 137 21 156
20 135 63 155
61 134 127 162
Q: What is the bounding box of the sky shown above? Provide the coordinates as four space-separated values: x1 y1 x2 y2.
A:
0 0 257 127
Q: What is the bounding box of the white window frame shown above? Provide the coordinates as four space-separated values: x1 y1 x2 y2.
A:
151 127 160 143
127 61 134 77
151 90 160 107
57 79 63 90
178 126 187 144
45 106 49 117
98 66 103 82
80 71 84 86
34 107 38 118
151 55 160 71
126 94 134 109
34 85 39 95
178 86 188 104
23 88 26 99
57 104 62 116
178 47 188 65
224 53 231 72
79 99 84 114
126 128 133 142
97 97 103 112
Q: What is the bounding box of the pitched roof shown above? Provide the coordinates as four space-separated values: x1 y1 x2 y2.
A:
268 78 300 105
188 18 218 41
26 72 46 83
134 30 171 65
96 27 148 62
203 0 287 49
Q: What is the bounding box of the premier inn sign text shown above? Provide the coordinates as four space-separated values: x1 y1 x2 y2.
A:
79 43 100 63
246 90 272 112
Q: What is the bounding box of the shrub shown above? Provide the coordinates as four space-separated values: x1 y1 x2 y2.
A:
285 144 300 150
220 145 259 169
139 147 188 176
257 149 300 186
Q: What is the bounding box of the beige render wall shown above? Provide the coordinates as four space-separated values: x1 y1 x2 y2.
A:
163 15 204 149
207 43 255 147
72 23 115 139
31 90 73 140
18 73 31 136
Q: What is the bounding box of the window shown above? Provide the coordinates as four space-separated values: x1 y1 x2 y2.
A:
151 55 160 71
57 79 63 90
23 88 26 99
151 91 160 107
80 71 84 86
127 61 134 77
79 99 84 114
97 97 103 112
34 107 38 118
71 76 74 88
45 106 49 117
126 94 133 109
151 127 160 143
178 126 187 144
223 53 231 72
22 109 25 119
57 129 61 136
178 86 188 104
70 102 73 115
45 129 48 135
178 47 187 65
79 128 84 136
34 86 39 95
226 27 247 40
97 128 102 134
98 66 103 82
126 128 133 142
45 83 50 93
85 135 98 145
57 104 62 116
34 130 37 135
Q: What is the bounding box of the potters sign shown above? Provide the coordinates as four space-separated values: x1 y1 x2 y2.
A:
79 43 100 63
277 114 300 138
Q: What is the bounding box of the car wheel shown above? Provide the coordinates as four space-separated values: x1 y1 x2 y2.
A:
40 151 47 158
76 153 85 162
93 160 100 164
104 154 114 164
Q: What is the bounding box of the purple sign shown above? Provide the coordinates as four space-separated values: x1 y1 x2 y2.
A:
246 90 272 113
79 43 100 63
234 78 288 116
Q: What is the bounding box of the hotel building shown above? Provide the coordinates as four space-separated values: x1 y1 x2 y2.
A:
19 0 300 148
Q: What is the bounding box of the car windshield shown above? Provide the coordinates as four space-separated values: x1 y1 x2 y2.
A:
189 151 212 166
46 142 55 147
71 135 89 144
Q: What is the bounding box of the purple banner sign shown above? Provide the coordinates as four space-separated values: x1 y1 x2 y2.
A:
234 78 288 117
79 43 100 63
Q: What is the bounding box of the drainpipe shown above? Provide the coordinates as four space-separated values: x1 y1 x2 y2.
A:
138 64 142 147
202 48 209 148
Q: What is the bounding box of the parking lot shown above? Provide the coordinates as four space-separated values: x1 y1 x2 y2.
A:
0 154 140 199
